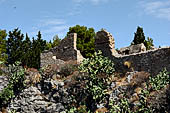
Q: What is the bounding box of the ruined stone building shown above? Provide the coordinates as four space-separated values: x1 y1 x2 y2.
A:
41 29 170 76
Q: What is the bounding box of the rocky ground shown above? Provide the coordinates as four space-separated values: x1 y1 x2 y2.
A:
0 60 170 113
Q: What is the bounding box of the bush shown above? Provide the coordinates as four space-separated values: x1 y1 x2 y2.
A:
0 61 26 107
78 50 115 111
60 63 78 78
149 68 169 91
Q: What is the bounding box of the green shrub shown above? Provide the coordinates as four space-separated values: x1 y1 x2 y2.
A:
0 61 26 107
60 63 78 78
109 95 131 113
78 50 115 75
78 50 115 109
149 68 169 91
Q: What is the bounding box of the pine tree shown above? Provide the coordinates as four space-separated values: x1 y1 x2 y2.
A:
67 25 95 58
131 26 154 50
31 31 46 69
131 26 145 45
0 30 7 62
21 33 32 67
7 28 24 64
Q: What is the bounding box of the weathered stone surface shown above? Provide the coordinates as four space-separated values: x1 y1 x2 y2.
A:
119 43 146 55
8 84 66 113
40 51 65 68
41 33 84 68
95 29 118 59
112 47 170 76
0 76 8 93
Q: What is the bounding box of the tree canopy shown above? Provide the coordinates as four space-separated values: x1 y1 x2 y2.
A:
0 30 7 62
131 26 154 50
6 29 46 69
67 25 95 58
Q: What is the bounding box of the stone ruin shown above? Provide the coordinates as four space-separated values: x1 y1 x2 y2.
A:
40 33 84 67
119 43 146 55
41 29 170 76
95 29 118 59
94 29 170 76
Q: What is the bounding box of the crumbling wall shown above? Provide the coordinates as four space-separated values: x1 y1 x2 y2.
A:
40 33 84 67
112 47 170 76
95 29 118 59
94 30 170 76
119 43 146 55
41 30 170 77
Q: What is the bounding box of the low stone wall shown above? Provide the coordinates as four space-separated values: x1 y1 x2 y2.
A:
112 47 170 76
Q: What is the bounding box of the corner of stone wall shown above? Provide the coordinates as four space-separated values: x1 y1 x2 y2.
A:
40 33 84 67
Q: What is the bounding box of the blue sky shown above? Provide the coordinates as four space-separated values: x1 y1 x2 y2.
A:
0 0 170 48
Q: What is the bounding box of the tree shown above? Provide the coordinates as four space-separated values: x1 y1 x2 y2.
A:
67 25 95 58
52 35 61 47
31 31 46 69
45 35 61 50
131 26 145 45
7 28 24 64
0 30 7 62
144 37 154 50
21 33 32 67
131 26 154 50
46 40 53 50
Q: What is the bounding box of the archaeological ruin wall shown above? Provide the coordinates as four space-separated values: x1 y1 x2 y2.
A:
95 29 170 76
40 33 84 67
95 29 118 59
112 47 170 76
41 29 170 76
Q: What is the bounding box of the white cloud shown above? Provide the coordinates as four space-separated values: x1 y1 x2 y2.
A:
72 0 110 5
139 0 170 20
30 18 71 40
69 0 110 16
37 19 66 27
41 26 69 34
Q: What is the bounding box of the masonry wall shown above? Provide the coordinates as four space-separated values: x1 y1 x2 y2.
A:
112 47 170 76
40 33 84 67
41 30 170 76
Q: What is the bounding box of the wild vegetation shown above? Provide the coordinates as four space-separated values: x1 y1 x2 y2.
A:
67 25 95 58
0 61 26 107
0 25 169 112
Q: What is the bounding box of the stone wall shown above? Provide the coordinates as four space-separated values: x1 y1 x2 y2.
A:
41 30 170 76
95 29 118 59
119 43 146 55
112 47 170 76
40 33 84 67
94 30 170 76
